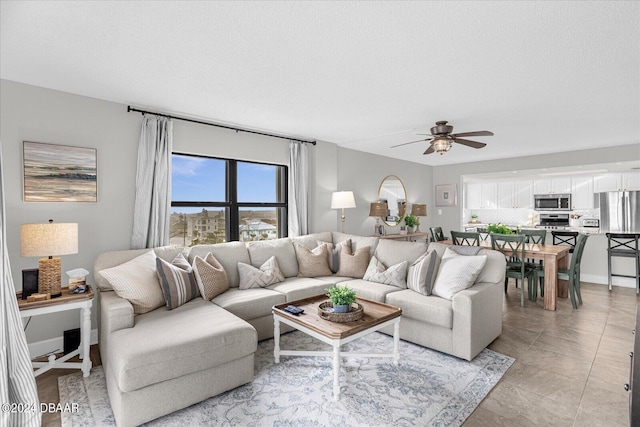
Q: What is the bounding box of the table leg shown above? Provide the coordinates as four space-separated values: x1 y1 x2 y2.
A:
81 306 92 377
393 321 400 365
333 342 341 400
274 317 280 364
543 254 558 311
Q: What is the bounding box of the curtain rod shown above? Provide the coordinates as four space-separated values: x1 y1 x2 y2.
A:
127 106 316 145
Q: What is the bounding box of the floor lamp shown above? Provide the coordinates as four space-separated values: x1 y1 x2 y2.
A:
331 191 356 233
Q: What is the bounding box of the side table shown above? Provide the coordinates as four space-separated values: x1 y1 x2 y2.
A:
17 286 95 377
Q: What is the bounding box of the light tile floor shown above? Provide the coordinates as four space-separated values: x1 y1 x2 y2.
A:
465 281 638 426
36 281 637 426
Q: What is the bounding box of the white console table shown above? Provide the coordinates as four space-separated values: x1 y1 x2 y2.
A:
18 286 94 377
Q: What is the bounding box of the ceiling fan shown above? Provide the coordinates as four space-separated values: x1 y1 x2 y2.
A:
391 121 494 155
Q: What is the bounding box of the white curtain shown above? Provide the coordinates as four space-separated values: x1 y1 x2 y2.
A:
131 115 173 249
288 141 309 237
0 142 41 427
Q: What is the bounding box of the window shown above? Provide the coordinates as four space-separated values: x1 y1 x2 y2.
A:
170 153 287 246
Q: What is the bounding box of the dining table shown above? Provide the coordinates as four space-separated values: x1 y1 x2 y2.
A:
440 240 571 311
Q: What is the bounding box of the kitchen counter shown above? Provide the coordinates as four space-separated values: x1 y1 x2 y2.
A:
461 223 626 235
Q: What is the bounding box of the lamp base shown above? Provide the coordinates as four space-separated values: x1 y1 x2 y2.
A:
38 257 62 298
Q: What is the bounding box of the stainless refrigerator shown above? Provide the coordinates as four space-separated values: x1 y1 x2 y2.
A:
598 191 640 232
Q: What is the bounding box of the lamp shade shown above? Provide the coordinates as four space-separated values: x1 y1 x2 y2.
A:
21 222 78 257
411 203 427 217
369 202 388 217
331 191 356 209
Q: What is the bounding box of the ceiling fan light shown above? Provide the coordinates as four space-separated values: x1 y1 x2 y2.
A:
432 138 451 155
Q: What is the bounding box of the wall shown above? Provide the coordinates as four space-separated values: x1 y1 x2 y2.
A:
0 79 427 349
432 144 640 286
337 147 433 236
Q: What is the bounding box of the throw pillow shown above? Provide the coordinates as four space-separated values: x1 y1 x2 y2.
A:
431 248 487 300
448 245 483 256
296 244 332 277
319 239 352 273
407 251 440 296
156 253 200 310
193 252 229 300
99 250 164 315
363 256 408 288
238 256 285 289
335 246 370 278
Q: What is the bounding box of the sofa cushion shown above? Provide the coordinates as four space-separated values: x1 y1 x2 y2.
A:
192 253 229 300
407 251 440 296
99 250 164 315
385 289 453 329
247 239 298 278
295 244 332 277
267 277 331 302
238 256 284 289
156 253 200 310
432 248 487 300
374 239 428 269
335 246 370 278
363 256 408 288
290 232 333 249
188 242 250 288
212 287 286 320
107 298 257 392
339 278 402 302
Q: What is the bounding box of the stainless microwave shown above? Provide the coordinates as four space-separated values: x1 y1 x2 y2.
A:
534 194 571 211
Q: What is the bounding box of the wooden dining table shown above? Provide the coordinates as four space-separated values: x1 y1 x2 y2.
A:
441 240 571 311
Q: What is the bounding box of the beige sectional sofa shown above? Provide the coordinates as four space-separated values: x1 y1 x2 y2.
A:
94 231 505 426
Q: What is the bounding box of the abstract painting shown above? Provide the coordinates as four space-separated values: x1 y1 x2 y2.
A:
23 141 97 202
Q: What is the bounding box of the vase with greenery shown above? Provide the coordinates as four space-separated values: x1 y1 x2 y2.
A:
326 284 357 313
404 214 418 233
486 223 514 235
470 214 478 223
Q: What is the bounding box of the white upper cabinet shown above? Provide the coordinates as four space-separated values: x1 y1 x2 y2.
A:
571 176 593 209
498 181 532 209
533 178 571 194
466 182 498 209
623 173 640 191
593 172 640 192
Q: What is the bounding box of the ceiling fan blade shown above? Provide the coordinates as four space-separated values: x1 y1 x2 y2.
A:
452 138 487 149
417 134 435 139
451 130 494 138
390 139 429 148
424 145 435 155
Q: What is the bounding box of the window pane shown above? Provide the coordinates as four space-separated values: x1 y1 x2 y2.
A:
238 208 280 242
172 154 225 202
170 207 227 246
237 162 278 203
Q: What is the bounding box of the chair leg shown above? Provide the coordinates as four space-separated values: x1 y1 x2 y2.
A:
575 270 583 305
520 279 525 307
569 274 578 309
607 249 612 291
504 276 508 292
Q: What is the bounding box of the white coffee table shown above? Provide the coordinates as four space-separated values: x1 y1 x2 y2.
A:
272 295 402 400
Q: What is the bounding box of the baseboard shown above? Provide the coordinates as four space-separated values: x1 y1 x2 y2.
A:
28 328 98 360
581 273 637 289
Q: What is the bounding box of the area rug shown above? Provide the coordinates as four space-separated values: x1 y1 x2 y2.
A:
59 331 513 426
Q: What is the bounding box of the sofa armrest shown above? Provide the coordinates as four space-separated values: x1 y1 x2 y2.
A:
100 291 134 335
451 281 503 360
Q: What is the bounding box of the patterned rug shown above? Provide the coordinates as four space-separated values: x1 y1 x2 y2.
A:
59 331 513 426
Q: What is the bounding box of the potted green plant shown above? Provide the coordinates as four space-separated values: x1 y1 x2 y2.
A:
326 284 357 313
486 223 514 235
470 214 479 223
404 214 418 233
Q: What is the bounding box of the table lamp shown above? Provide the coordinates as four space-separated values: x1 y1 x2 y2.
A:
410 204 427 232
21 220 78 298
331 191 356 233
369 202 388 235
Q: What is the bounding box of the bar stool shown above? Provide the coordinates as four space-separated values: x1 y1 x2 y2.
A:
552 231 579 253
606 233 640 293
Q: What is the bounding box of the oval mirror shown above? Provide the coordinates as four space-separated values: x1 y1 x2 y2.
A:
377 175 407 227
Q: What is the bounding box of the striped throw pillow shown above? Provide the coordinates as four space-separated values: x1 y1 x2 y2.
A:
407 251 440 296
156 253 200 310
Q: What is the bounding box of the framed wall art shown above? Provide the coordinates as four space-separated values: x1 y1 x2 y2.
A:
23 141 97 202
435 184 457 207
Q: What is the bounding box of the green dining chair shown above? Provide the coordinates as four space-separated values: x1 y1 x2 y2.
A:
518 229 547 297
430 227 446 242
532 233 589 309
450 230 480 246
491 234 535 307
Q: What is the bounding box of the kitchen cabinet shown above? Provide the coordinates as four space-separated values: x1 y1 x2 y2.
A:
498 181 532 209
533 178 571 195
571 176 593 209
594 172 640 192
466 182 497 209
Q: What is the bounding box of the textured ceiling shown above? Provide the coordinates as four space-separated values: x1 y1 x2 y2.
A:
1 1 639 165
